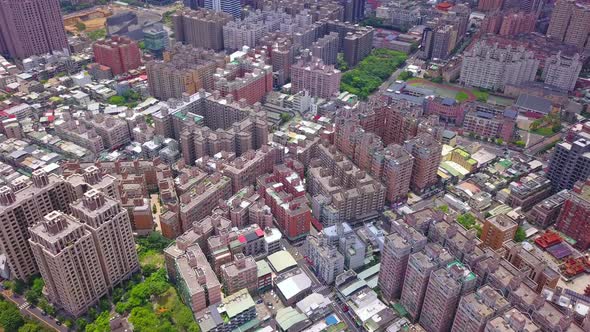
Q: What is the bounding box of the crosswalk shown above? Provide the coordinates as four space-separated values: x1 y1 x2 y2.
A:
18 302 29 310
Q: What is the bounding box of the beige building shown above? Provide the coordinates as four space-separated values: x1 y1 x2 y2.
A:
0 170 74 280
178 173 232 232
172 9 232 51
29 211 108 317
70 189 140 288
220 253 257 295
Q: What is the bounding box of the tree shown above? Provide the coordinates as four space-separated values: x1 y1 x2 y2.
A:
435 205 449 213
108 96 126 106
496 138 504 145
138 41 146 50
75 21 86 31
431 77 443 83
75 318 87 332
99 297 111 312
152 204 158 214
24 289 39 305
24 278 44 305
279 112 292 124
0 300 25 332
17 323 40 332
514 227 527 242
398 71 414 81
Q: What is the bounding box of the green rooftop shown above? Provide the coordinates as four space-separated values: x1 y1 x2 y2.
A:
275 307 307 331
267 250 297 273
223 289 255 318
356 263 381 280
446 260 476 282
256 260 272 277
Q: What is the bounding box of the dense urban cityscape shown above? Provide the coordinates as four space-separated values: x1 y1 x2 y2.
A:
0 0 590 331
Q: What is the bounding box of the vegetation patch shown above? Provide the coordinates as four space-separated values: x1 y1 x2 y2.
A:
340 49 407 100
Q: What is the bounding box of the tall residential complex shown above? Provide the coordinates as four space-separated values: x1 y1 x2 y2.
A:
460 42 539 91
556 179 590 250
291 57 341 98
204 0 241 18
222 16 265 51
146 44 227 100
92 36 142 76
404 134 442 193
547 138 590 192
0 0 69 59
542 52 583 91
400 243 454 322
478 0 504 11
451 286 510 332
311 32 339 66
172 9 233 51
29 211 108 317
70 189 140 288
0 170 73 280
419 261 477 332
547 0 590 49
378 221 427 302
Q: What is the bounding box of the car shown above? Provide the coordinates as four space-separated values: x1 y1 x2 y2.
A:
56 321 62 326
256 299 263 304
41 311 47 316
342 305 349 312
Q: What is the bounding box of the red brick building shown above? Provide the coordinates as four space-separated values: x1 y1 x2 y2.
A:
556 179 590 249
92 36 141 76
257 159 311 241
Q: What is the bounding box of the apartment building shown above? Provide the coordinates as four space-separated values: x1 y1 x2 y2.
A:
29 211 108 317
220 253 257 295
308 143 386 225
92 36 141 76
485 308 541 331
547 0 590 49
311 32 339 65
171 244 222 313
172 8 232 51
221 145 283 193
542 52 583 92
146 44 227 100
291 57 341 98
78 113 131 149
305 233 345 284
503 240 560 292
0 170 74 280
400 243 454 322
55 120 105 153
0 0 69 59
378 220 427 302
548 138 590 192
460 42 539 91
257 160 311 241
528 190 569 228
70 189 139 288
179 173 232 232
507 173 552 211
462 104 517 142
556 179 590 249
481 214 518 250
419 261 477 332
451 286 510 332
222 16 265 51
404 133 442 193
343 27 374 66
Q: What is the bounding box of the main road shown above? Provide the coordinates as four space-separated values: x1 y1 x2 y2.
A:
1 288 67 332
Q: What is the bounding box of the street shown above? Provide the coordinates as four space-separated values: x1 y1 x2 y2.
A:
1 289 68 332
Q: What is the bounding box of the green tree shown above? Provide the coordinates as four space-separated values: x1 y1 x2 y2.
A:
435 205 449 213
108 96 126 106
431 77 443 83
17 323 41 332
398 71 414 81
75 21 86 31
138 41 146 50
514 227 527 242
152 204 158 214
85 312 110 332
336 53 349 71
75 318 87 332
99 297 111 312
0 300 25 332
279 112 292 124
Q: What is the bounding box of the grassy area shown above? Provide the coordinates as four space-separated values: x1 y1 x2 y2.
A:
139 249 165 269
340 49 407 100
87 28 106 41
531 127 555 136
456 91 469 102
457 213 482 237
